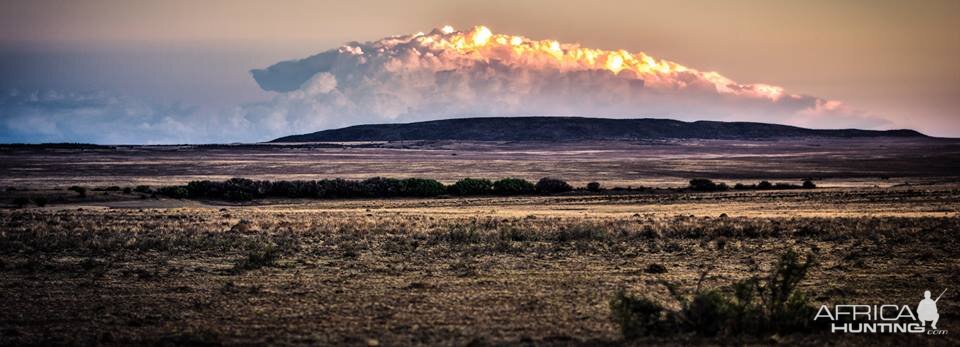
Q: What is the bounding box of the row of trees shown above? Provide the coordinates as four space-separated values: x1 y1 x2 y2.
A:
149 177 816 202
689 178 815 192
157 177 575 201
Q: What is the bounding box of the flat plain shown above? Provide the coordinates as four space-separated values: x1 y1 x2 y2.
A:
1 138 959 345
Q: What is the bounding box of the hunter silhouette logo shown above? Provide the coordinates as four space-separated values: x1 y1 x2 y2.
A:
918 289 945 330
814 288 948 334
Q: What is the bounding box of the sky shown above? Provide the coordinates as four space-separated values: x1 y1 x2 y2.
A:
0 0 957 143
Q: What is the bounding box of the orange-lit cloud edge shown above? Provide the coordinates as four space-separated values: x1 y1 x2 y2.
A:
343 25 838 108
245 24 881 140
2 25 880 144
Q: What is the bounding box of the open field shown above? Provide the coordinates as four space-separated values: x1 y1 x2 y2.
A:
2 138 960 189
2 186 960 345
2 139 960 345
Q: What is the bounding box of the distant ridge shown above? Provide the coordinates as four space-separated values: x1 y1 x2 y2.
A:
270 117 926 142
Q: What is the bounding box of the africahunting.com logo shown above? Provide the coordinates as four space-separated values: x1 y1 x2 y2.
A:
814 289 947 335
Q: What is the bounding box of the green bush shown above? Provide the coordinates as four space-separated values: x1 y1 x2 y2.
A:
682 250 817 336
133 185 152 193
611 250 818 339
689 178 728 192
400 178 445 197
757 181 773 189
32 197 48 207
493 178 536 195
448 178 493 196
802 179 816 189
684 290 734 336
756 250 818 333
362 177 404 197
610 289 668 339
535 177 572 194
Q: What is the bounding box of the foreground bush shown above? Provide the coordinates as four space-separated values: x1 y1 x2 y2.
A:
612 250 818 339
610 290 668 339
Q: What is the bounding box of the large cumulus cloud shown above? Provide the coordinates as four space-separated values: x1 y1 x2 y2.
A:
247 25 887 132
1 26 889 144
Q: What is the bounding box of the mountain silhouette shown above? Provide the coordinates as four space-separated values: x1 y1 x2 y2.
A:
271 117 926 142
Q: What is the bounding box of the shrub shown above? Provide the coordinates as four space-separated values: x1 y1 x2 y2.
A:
681 250 817 336
755 250 817 333
122 187 132 194
684 290 734 336
317 178 366 198
493 178 536 196
586 182 602 192
32 197 48 207
610 289 668 339
448 178 493 196
231 244 281 273
757 181 773 189
645 263 667 274
535 177 573 194
611 250 818 339
689 178 726 192
400 178 445 197
802 179 816 189
362 177 404 197
133 185 152 193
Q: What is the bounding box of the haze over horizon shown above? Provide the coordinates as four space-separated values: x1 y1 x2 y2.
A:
1 0 958 143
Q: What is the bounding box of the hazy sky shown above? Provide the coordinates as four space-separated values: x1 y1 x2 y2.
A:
0 0 957 143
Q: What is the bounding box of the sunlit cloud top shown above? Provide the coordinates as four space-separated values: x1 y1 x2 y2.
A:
0 24 893 144
251 25 870 131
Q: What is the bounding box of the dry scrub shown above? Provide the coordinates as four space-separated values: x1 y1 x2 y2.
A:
1 197 959 345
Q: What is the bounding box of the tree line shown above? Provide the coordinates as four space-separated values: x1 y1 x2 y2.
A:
156 177 575 202
149 177 817 201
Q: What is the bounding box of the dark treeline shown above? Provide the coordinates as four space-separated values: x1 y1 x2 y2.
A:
146 177 817 201
155 177 576 202
688 178 815 192
5 177 820 207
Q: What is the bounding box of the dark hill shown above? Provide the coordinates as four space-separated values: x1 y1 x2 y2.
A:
270 117 926 142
